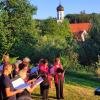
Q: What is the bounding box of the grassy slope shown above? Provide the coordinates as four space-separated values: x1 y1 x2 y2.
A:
32 71 100 100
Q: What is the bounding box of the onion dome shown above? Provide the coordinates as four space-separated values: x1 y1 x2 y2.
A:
57 5 64 11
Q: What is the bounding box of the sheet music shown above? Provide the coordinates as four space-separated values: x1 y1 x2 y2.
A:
12 78 30 89
31 77 43 88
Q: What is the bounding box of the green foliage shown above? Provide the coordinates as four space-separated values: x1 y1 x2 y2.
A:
0 9 13 55
0 1 79 69
86 15 100 65
76 15 100 66
96 55 100 67
90 15 100 45
60 36 79 69
65 13 100 23
78 40 98 65
0 57 18 64
95 55 100 77
9 57 18 64
0 0 38 58
31 18 79 66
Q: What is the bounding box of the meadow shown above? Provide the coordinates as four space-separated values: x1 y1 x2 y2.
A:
32 71 100 100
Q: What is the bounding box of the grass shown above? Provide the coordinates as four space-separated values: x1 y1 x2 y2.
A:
31 71 100 100
65 71 100 88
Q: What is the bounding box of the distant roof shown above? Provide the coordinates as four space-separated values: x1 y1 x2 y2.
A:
57 5 64 11
70 23 91 33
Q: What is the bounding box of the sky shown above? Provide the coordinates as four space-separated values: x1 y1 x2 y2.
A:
30 0 100 19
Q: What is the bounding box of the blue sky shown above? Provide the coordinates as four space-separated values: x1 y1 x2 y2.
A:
30 0 100 19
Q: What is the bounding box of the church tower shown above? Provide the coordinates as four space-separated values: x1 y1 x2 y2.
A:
57 0 64 23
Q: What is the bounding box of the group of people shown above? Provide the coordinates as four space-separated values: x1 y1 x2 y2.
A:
0 54 64 100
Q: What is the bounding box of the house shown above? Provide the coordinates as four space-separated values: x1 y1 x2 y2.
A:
70 23 91 41
56 3 91 41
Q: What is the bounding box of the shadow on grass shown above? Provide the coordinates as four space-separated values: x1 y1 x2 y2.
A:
31 93 56 100
32 93 41 96
65 71 100 88
49 96 56 99
31 93 42 100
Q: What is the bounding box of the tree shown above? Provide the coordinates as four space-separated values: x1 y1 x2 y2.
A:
0 0 38 58
77 15 100 65
32 18 79 67
65 13 100 23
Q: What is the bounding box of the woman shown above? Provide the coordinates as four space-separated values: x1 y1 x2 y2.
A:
19 63 29 82
2 54 10 65
0 64 24 100
17 63 35 99
12 60 22 78
19 57 30 72
53 57 64 99
39 59 50 100
0 54 10 74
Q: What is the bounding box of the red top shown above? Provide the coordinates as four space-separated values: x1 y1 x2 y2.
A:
38 64 52 87
54 63 64 84
39 64 48 74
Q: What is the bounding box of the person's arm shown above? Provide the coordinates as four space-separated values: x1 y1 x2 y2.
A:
27 79 36 84
26 79 36 93
48 74 53 88
26 86 35 93
4 76 24 97
5 88 24 97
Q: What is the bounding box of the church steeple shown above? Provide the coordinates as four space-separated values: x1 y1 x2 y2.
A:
57 0 64 23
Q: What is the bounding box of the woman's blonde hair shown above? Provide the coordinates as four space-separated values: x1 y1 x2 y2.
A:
2 54 9 61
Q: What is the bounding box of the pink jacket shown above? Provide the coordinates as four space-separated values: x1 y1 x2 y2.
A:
54 63 64 84
39 64 52 87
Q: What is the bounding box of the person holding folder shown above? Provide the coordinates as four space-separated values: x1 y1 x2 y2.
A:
39 59 50 100
53 57 64 100
17 63 36 99
0 64 24 100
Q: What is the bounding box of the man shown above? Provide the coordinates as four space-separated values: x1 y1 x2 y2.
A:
0 64 24 100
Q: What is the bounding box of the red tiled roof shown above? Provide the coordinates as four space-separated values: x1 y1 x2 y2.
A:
70 23 91 33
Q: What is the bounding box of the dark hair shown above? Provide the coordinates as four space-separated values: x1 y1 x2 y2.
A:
42 59 48 64
19 63 27 70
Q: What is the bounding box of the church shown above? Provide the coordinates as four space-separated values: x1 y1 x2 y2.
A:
56 2 91 42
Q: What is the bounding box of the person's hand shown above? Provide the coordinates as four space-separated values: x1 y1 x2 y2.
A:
17 88 24 93
31 79 36 84
27 78 35 84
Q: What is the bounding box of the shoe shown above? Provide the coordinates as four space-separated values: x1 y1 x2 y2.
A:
57 97 60 100
60 97 64 99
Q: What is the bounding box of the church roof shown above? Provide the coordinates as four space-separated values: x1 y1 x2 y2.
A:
57 5 64 11
70 23 91 33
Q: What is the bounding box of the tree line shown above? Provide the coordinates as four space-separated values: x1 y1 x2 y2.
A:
65 11 100 23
